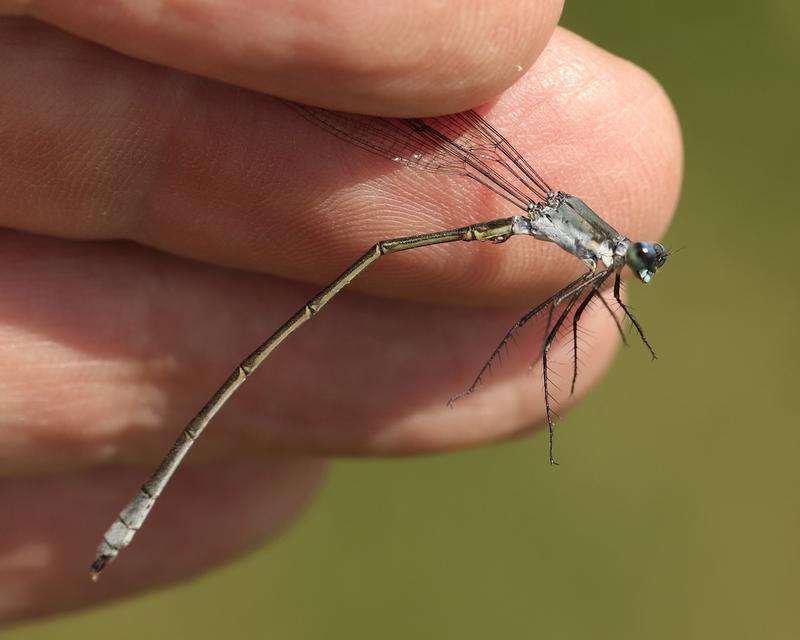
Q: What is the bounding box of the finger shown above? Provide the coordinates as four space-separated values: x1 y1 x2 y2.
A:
4 1 563 116
0 458 324 623
0 230 621 469
0 24 681 307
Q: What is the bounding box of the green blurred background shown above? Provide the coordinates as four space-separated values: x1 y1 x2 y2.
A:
9 0 800 638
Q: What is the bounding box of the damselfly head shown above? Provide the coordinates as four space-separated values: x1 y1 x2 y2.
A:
626 241 668 284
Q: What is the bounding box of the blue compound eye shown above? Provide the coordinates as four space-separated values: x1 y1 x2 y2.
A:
627 242 668 283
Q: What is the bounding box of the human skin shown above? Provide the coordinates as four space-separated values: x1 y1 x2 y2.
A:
0 0 681 623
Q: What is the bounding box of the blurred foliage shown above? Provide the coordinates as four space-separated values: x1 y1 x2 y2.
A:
9 1 800 638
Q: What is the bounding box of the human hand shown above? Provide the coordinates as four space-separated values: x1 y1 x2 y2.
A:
0 0 680 623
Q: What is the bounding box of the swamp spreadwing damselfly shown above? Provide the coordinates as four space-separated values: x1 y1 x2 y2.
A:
90 102 669 579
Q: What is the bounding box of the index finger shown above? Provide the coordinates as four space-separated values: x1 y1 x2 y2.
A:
7 0 564 116
0 24 682 308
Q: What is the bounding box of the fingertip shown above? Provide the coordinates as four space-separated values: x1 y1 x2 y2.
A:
498 28 683 243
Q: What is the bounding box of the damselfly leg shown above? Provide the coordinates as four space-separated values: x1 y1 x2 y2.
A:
613 273 657 360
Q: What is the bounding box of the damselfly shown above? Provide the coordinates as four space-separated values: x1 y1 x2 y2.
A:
90 102 669 579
